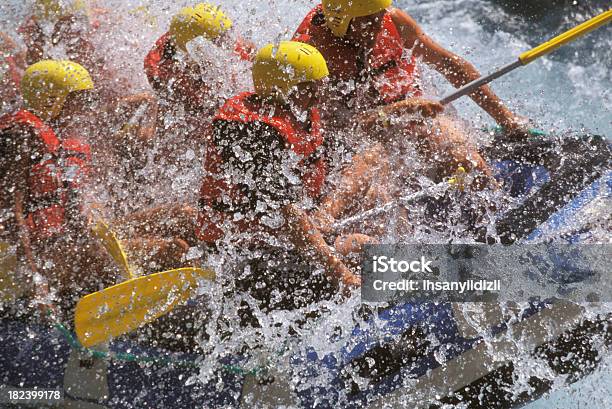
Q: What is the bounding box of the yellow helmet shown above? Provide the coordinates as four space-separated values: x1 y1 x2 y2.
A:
34 0 88 21
322 0 392 37
252 41 329 99
21 60 94 120
169 3 233 51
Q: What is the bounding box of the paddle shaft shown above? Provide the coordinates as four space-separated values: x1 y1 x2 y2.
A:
440 9 612 105
440 60 521 105
333 183 448 230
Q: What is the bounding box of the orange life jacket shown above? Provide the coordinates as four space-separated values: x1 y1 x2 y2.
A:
0 110 91 240
144 32 252 108
293 4 421 104
196 92 327 243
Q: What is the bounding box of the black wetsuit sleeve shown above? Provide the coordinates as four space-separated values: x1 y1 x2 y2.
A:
212 120 302 213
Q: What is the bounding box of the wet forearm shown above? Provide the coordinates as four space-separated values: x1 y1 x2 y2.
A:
283 204 347 285
390 8 516 126
14 191 38 274
15 193 51 305
435 54 514 125
19 17 45 65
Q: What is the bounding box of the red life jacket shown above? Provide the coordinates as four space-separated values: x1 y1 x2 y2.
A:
0 110 91 240
144 32 252 108
196 92 326 243
293 4 421 103
143 32 175 91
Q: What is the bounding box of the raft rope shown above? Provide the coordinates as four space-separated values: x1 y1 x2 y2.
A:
487 126 546 136
53 321 265 377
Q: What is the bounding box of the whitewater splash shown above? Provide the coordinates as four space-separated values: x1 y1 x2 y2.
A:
1 1 610 408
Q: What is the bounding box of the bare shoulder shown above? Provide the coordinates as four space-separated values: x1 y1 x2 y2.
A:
388 7 423 47
388 7 419 30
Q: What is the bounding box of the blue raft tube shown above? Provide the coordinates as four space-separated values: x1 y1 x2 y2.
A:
291 130 612 409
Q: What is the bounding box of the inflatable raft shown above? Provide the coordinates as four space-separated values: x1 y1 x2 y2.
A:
0 131 610 408
292 131 612 408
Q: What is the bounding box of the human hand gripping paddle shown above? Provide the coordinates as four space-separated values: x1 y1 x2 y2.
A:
76 220 215 347
362 9 612 128
354 10 610 190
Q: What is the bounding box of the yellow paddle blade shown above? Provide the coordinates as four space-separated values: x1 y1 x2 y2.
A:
520 9 612 65
91 219 134 279
74 267 215 347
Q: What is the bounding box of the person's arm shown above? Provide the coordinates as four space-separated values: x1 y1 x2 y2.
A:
0 32 26 84
15 191 57 318
53 14 96 67
6 131 37 276
219 121 361 289
283 204 361 289
111 93 159 154
389 8 524 131
314 143 388 225
0 31 18 54
14 191 38 276
358 97 444 137
10 130 56 314
18 16 45 65
14 182 53 312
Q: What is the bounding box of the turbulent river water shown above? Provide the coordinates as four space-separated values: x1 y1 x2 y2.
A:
1 0 610 408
